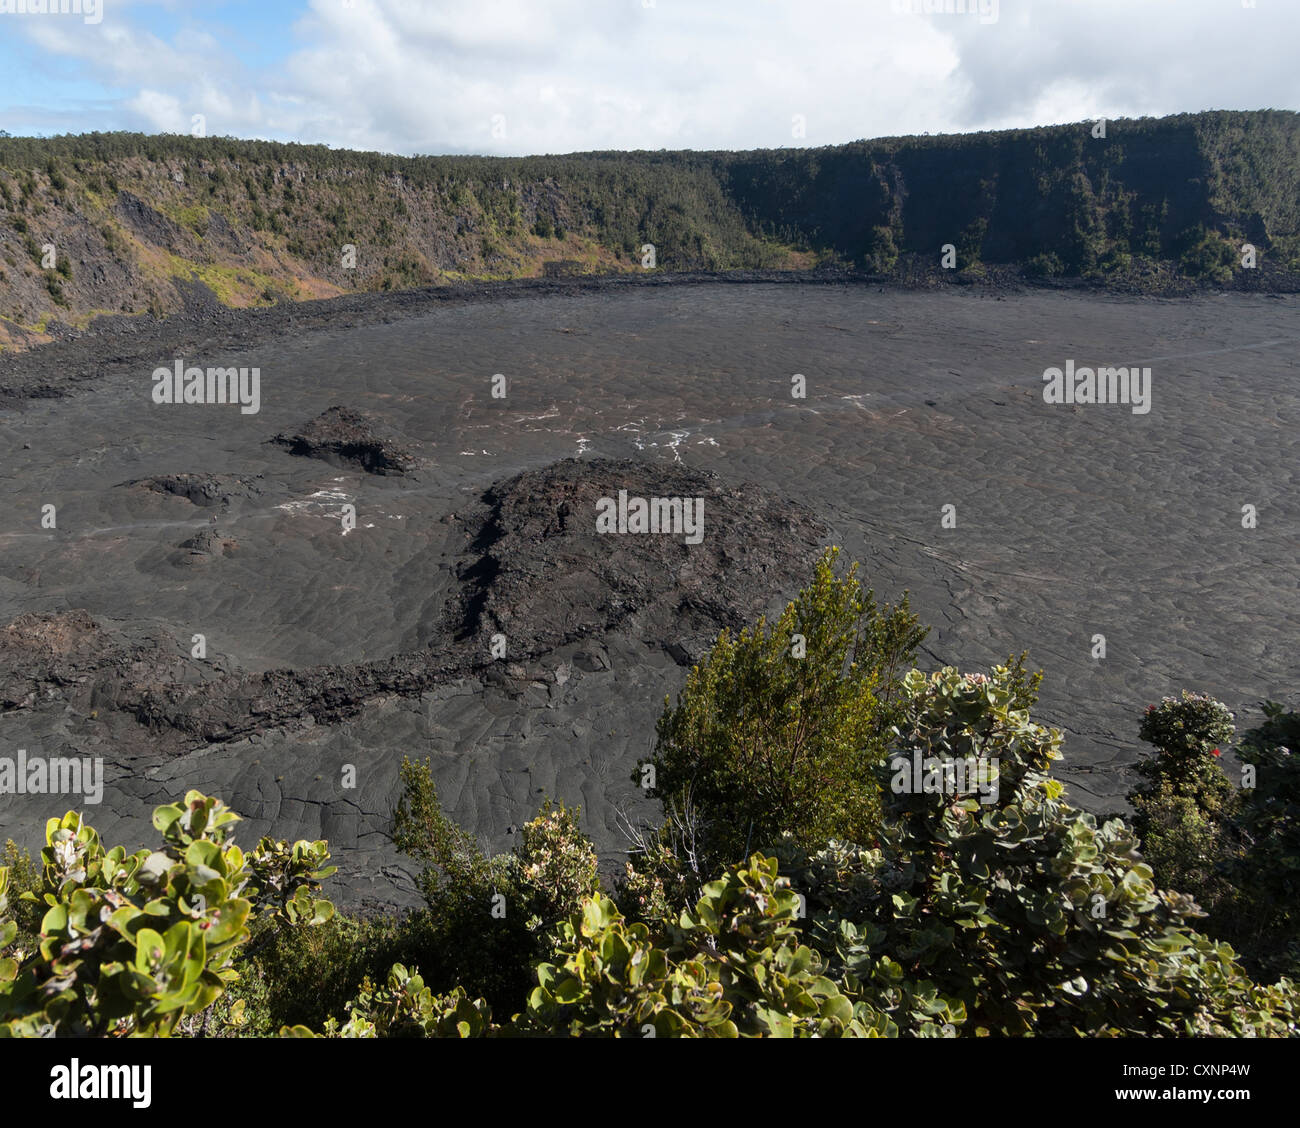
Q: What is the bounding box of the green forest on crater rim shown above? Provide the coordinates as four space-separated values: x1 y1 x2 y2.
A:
0 109 1297 346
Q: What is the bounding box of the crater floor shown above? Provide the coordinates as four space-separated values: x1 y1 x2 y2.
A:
1 283 1295 908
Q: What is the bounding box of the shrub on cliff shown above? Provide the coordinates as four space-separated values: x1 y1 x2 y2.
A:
1024 251 1065 277
1177 225 1237 283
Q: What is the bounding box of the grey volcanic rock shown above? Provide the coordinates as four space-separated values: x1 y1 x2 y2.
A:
125 473 264 506
0 283 1294 908
0 272 920 406
451 458 827 663
113 190 187 253
171 528 239 567
1 458 824 764
269 406 420 475
203 209 248 255
0 610 116 711
0 611 187 716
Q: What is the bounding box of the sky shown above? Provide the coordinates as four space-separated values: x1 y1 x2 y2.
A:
0 0 1296 156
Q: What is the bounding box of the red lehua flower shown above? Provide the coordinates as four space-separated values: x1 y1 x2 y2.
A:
1212 748 1221 757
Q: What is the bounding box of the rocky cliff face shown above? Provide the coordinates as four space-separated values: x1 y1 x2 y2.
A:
1 110 1297 351
722 111 1300 273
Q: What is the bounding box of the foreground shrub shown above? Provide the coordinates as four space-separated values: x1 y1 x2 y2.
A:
521 853 889 1038
311 966 492 1039
775 667 1297 1036
642 547 927 876
1227 701 1300 979
0 792 335 1037
1136 691 1236 797
227 910 411 1035
1125 694 1300 981
0 841 41 958
7 675 1297 1039
1126 691 1239 914
390 757 599 1011
303 853 888 1038
1138 699 1300 982
330 664 1298 1038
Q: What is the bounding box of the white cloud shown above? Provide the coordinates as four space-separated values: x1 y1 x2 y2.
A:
125 88 185 132
6 0 1299 153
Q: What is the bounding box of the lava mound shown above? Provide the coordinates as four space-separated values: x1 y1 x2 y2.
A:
448 457 830 662
269 406 419 475
171 528 238 567
0 610 178 714
1 460 832 754
125 472 264 506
